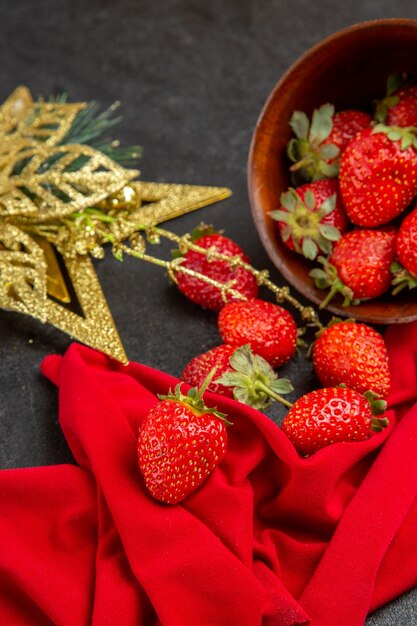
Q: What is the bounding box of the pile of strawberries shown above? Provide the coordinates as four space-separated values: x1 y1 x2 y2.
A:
136 76 417 506
137 222 392 504
269 74 417 305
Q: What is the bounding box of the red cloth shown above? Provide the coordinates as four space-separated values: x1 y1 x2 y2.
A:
0 322 417 625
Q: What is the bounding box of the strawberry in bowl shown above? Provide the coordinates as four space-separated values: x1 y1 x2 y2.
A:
287 103 372 182
248 20 417 323
269 179 348 260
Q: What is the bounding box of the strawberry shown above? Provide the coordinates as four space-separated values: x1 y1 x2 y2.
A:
175 227 258 312
181 345 237 398
269 179 348 260
324 109 373 154
375 74 417 127
310 228 397 307
312 321 391 398
217 299 297 368
391 204 417 293
287 103 371 182
181 344 293 410
137 374 230 504
339 125 417 227
281 387 388 456
386 85 417 127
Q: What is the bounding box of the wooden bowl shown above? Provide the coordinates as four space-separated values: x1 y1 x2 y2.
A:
248 18 417 324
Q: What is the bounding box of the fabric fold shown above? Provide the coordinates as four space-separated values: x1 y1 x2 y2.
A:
0 320 416 625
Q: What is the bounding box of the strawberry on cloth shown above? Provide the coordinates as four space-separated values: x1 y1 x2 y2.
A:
281 386 388 456
181 344 294 410
0 329 416 625
312 321 391 398
138 376 230 504
181 344 238 397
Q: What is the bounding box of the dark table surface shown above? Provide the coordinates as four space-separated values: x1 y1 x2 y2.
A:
1 1 417 624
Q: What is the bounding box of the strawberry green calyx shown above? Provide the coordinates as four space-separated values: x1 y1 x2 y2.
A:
374 73 409 123
313 316 355 339
363 390 389 431
295 327 308 352
374 96 400 124
306 316 356 358
391 260 417 294
270 188 340 260
337 387 389 430
159 370 232 425
371 416 390 431
372 123 417 150
287 104 340 182
171 223 219 258
309 257 360 309
363 390 388 415
215 345 293 410
189 223 219 242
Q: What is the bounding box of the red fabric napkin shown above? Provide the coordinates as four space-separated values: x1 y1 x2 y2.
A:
1 321 417 625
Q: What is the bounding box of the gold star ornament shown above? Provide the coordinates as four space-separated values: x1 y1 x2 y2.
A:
0 87 231 363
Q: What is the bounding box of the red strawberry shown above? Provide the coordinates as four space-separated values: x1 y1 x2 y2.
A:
269 179 348 260
339 125 417 227
181 345 237 398
324 109 373 153
391 204 417 293
181 344 293 410
137 376 230 504
312 321 391 398
310 228 397 306
395 204 417 275
375 75 417 127
175 228 258 312
281 387 388 456
218 299 297 368
386 85 417 127
287 103 371 182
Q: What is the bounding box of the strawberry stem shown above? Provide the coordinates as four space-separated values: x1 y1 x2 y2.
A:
254 381 293 408
215 345 294 411
319 285 339 309
194 367 217 403
159 373 232 426
289 156 313 172
371 416 390 432
391 261 417 295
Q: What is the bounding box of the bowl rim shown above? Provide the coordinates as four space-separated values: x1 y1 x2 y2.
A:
247 17 417 324
248 16 417 175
